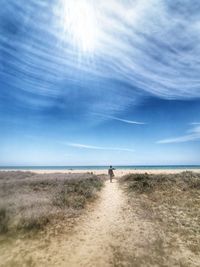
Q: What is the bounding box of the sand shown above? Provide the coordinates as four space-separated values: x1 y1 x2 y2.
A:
1 169 200 266
0 180 157 267
1 172 200 266
2 168 199 176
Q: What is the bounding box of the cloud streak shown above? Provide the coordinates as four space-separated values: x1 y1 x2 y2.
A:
1 0 200 117
190 122 200 125
109 116 145 125
68 143 134 152
157 125 200 144
93 113 146 125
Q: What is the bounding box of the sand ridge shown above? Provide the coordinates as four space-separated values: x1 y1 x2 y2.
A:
8 168 200 176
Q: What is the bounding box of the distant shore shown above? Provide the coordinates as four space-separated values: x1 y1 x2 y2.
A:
1 168 200 176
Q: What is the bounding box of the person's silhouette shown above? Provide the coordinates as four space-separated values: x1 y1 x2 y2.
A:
108 165 115 182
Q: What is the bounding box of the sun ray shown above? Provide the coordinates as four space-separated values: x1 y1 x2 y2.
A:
62 0 98 53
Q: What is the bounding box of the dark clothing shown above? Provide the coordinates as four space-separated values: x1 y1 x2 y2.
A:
108 167 115 182
108 168 114 177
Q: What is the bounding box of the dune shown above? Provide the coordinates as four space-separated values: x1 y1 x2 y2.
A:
0 170 200 266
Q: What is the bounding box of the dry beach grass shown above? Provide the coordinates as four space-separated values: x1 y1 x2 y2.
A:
120 171 200 266
0 171 104 235
0 170 200 266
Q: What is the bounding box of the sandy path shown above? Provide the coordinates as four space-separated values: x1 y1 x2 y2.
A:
2 173 199 266
44 179 156 267
47 180 126 266
1 179 156 267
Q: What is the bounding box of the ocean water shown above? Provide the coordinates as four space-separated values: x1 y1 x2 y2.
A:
0 165 200 171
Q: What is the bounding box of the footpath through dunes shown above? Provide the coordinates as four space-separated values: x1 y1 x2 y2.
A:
1 172 200 267
32 179 157 267
0 178 157 267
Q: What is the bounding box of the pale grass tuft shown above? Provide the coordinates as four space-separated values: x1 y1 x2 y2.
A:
120 171 200 266
0 171 104 234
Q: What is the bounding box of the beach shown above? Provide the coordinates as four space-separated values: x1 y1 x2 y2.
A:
1 170 200 266
3 168 200 176
2 0 200 265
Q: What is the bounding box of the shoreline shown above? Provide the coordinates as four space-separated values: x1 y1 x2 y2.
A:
1 168 200 176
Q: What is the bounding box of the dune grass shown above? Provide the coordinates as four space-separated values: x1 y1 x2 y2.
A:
0 171 104 235
120 171 200 266
121 171 200 193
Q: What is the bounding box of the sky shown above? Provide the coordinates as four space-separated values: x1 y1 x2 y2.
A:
0 0 200 166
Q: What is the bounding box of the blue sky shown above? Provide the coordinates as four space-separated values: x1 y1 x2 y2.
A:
0 0 200 166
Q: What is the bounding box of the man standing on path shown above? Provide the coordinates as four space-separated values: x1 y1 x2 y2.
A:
108 165 115 183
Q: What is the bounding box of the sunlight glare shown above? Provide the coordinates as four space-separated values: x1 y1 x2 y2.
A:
63 0 98 53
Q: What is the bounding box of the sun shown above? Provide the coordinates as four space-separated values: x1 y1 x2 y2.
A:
63 0 97 53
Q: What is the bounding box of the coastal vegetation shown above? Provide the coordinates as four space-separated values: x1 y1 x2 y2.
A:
120 171 200 266
1 170 200 266
0 171 104 235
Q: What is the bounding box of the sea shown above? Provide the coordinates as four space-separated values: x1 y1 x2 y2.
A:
0 165 200 171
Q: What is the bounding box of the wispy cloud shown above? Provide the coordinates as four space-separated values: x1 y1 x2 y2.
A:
190 122 200 125
1 0 200 116
110 116 145 125
68 143 134 152
157 126 200 144
93 113 146 125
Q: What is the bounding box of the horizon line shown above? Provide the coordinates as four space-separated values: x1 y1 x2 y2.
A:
1 164 200 167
